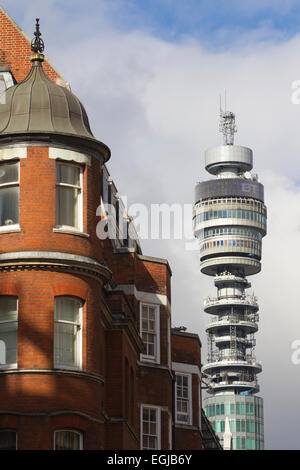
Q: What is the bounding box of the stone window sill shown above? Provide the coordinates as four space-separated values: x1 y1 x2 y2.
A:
0 225 21 234
53 227 90 239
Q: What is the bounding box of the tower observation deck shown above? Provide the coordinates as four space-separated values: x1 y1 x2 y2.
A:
194 109 266 450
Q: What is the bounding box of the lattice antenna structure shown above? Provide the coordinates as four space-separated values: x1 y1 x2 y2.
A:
219 94 237 145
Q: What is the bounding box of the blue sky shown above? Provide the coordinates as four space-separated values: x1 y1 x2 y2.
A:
2 0 300 50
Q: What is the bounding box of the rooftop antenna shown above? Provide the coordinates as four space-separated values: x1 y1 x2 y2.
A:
219 91 237 146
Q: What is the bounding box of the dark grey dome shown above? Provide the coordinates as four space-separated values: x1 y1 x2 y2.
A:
0 60 110 161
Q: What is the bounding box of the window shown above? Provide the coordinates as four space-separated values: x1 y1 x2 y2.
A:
0 430 17 450
176 374 192 425
141 406 161 450
54 297 82 369
215 421 225 433
0 296 18 368
56 162 83 230
102 166 109 204
54 430 83 450
0 162 19 229
140 304 160 363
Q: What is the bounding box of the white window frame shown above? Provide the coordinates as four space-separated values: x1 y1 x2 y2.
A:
140 405 161 450
54 296 83 371
56 161 83 232
140 303 160 364
0 296 18 370
175 373 192 426
54 430 83 450
101 165 109 205
0 161 20 232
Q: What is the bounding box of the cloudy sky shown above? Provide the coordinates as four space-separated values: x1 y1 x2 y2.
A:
2 0 300 450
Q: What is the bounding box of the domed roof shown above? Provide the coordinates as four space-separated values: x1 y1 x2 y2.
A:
0 22 110 161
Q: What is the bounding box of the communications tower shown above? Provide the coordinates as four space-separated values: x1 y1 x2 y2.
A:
193 109 266 450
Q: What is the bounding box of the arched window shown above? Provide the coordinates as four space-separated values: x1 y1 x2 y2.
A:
0 296 18 368
54 297 83 369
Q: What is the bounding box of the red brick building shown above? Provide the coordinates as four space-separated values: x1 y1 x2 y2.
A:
0 7 220 450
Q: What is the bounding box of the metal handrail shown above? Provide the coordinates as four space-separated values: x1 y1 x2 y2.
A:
204 295 258 308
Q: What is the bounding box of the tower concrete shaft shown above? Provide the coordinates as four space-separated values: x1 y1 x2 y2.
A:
193 111 266 450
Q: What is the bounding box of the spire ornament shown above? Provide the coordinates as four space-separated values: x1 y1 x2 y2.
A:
30 18 45 62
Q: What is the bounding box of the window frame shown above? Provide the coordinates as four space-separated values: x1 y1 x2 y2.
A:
0 430 17 450
101 165 109 205
175 373 193 426
0 160 20 232
140 405 161 450
140 303 160 364
55 161 84 232
54 429 83 450
0 296 18 370
54 296 83 371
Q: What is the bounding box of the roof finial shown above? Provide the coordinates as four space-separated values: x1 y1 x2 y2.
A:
30 18 45 62
219 91 237 145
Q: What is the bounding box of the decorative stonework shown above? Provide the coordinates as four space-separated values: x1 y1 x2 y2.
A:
49 147 91 166
0 147 27 161
0 251 111 283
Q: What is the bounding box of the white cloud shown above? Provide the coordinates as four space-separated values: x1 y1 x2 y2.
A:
53 30 300 449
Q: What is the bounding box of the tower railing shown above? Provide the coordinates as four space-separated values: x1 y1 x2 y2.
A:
208 313 259 325
204 295 258 309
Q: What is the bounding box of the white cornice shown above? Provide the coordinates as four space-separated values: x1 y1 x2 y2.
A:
49 147 91 166
0 147 27 161
172 361 201 379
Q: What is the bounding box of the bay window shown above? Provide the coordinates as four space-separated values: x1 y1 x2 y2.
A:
56 162 83 230
0 296 18 368
54 297 82 369
0 161 19 229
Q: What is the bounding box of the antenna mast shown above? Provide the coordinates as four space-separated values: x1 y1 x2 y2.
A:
219 94 237 145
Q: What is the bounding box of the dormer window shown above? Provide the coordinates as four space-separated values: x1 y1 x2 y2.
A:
0 66 16 95
0 161 19 230
56 162 83 231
